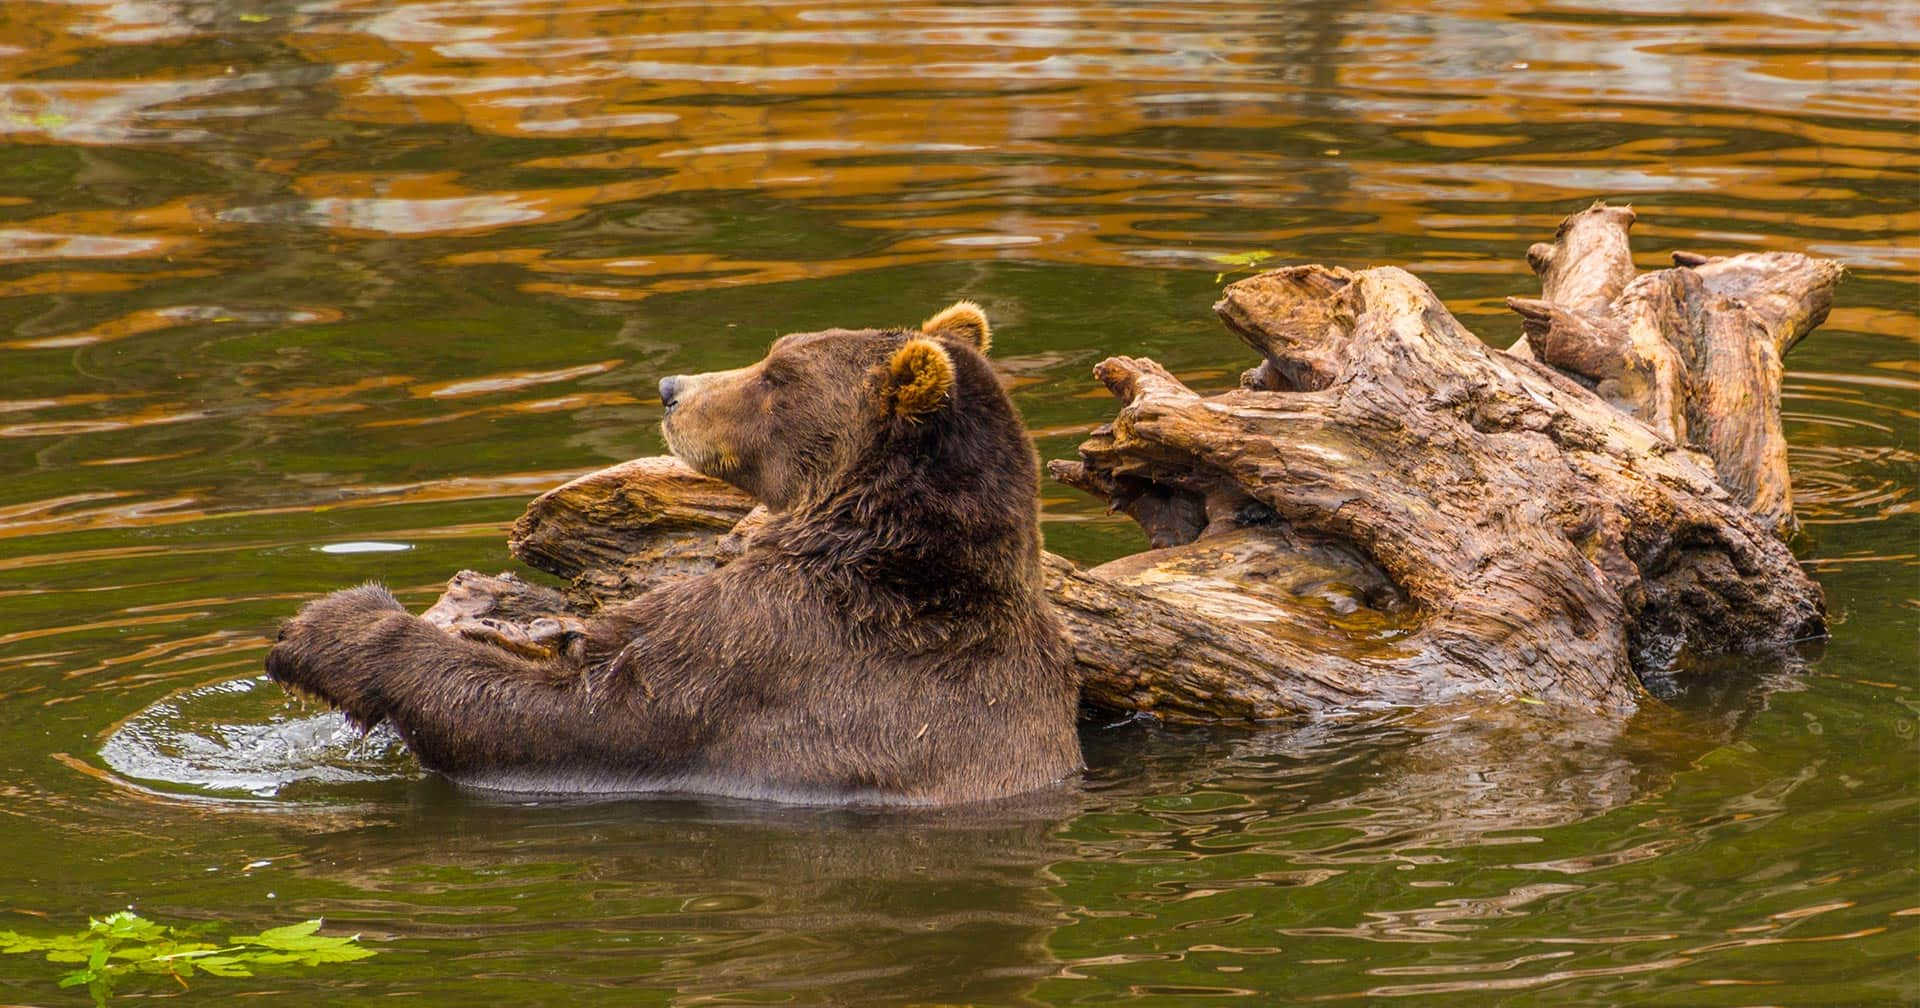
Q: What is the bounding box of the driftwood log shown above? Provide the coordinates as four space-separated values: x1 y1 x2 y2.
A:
429 204 1838 722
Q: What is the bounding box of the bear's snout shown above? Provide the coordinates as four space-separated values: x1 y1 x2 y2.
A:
659 375 683 414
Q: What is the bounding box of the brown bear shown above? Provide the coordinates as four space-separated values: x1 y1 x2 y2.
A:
265 302 1084 805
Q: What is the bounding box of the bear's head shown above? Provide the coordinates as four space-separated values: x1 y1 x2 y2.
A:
658 302 1017 515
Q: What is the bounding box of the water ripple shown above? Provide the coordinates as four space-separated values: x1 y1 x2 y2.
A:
101 676 418 799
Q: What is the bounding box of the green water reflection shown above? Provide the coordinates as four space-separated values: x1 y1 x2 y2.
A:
1 1 1914 1004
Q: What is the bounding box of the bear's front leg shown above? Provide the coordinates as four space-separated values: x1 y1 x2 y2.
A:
268 584 619 779
265 583 413 729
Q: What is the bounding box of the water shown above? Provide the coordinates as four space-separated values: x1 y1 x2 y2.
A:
2 1 1915 1003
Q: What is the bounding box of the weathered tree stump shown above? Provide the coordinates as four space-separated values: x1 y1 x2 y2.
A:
432 204 1837 723
1506 202 1842 531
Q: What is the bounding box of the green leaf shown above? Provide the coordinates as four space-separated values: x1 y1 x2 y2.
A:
247 944 376 967
186 954 253 978
1 912 372 1002
233 920 374 965
0 930 50 954
231 920 323 948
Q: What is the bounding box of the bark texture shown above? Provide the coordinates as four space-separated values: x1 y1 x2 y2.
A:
1506 202 1842 530
430 205 1834 722
507 456 761 600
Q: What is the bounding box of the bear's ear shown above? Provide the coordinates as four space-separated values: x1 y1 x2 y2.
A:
880 338 955 420
921 300 991 354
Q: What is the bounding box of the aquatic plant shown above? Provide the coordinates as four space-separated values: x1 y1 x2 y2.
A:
0 911 373 1006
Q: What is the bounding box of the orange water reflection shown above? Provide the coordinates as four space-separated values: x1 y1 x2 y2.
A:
0 1 1912 569
3 1 1913 288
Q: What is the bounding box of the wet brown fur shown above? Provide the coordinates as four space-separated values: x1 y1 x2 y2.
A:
265 305 1083 805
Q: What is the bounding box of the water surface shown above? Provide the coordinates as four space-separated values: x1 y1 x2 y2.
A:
1 1 1915 1004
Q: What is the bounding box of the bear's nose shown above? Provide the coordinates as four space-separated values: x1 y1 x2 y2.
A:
659 376 682 413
